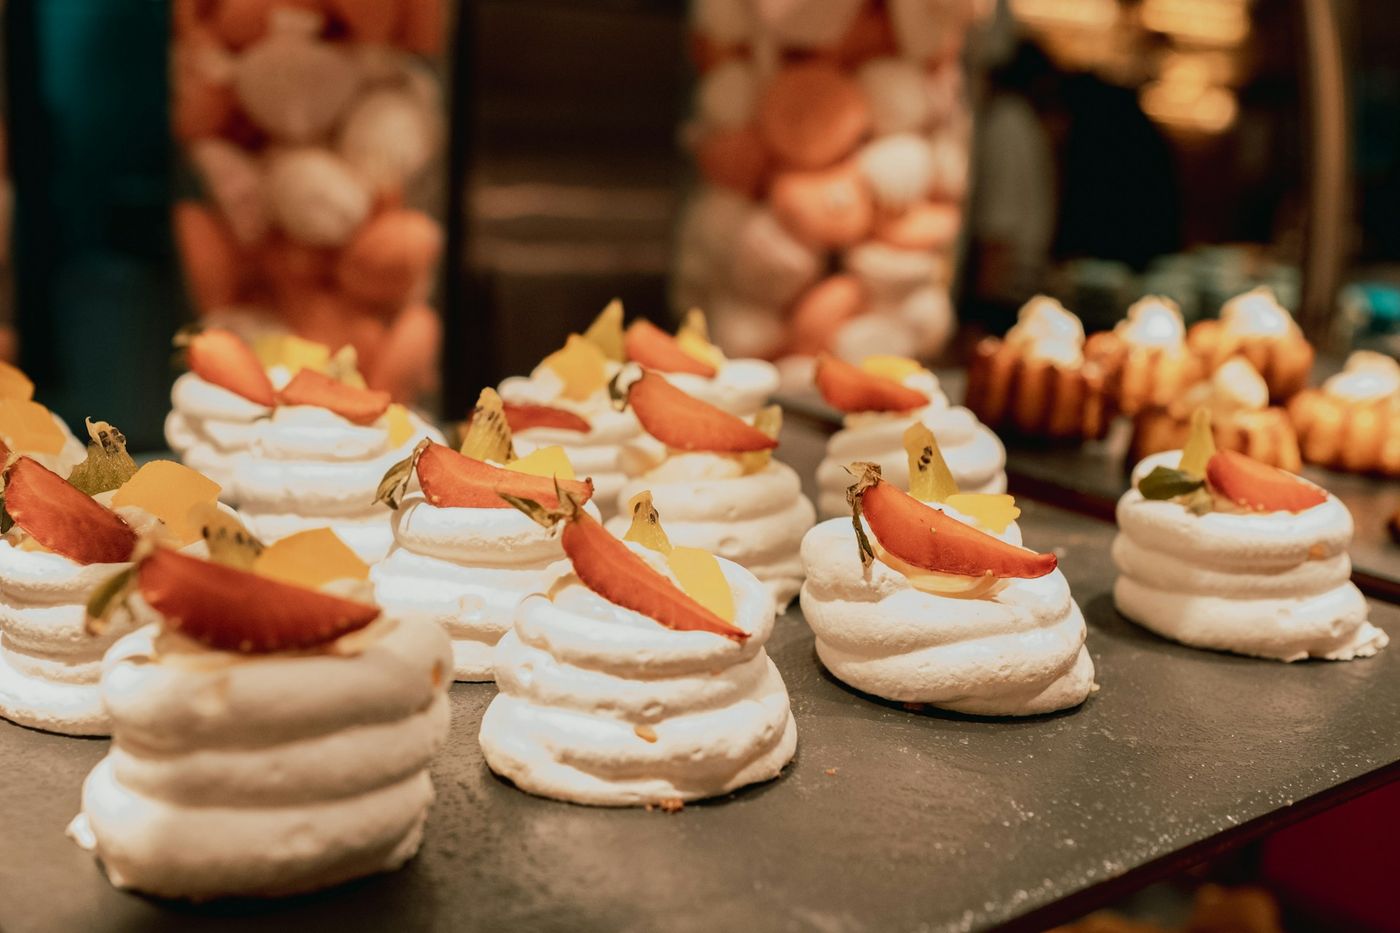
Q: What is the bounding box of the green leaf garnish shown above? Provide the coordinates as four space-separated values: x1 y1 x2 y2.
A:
85 565 136 635
1138 466 1206 501
67 419 137 496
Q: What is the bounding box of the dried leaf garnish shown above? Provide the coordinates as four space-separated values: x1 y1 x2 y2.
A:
845 461 882 571
375 438 431 510
67 419 138 496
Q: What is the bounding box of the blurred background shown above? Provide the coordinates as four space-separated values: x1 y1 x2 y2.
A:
0 1 1397 930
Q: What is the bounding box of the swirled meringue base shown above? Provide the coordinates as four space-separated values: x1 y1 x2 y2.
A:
800 519 1095 716
1113 451 1388 662
69 613 452 900
479 551 796 806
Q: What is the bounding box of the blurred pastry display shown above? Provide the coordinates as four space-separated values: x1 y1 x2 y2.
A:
1084 295 1205 416
1288 350 1399 477
675 0 978 369
1130 358 1301 472
1187 286 1314 403
170 1 449 404
964 295 1113 442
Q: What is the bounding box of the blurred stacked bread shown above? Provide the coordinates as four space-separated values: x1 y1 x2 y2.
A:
675 0 979 383
171 0 448 402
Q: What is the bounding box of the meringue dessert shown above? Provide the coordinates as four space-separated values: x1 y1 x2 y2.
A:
0 360 85 476
0 424 225 735
1130 358 1301 472
69 523 452 900
1288 350 1399 477
625 308 779 418
607 370 816 608
1188 286 1314 402
1084 296 1206 415
166 330 438 499
373 389 599 681
498 301 641 520
813 353 1006 517
801 428 1095 716
1114 411 1386 661
481 489 796 806
965 295 1113 441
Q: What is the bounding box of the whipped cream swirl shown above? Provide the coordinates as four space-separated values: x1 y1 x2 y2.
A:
233 406 437 564
816 370 1006 517
373 492 600 682
500 363 640 521
608 451 816 609
68 609 452 900
662 358 779 417
1113 451 1387 661
164 372 271 496
479 547 796 805
800 517 1095 715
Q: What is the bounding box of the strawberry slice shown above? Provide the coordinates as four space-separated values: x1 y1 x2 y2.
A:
500 402 590 434
277 368 391 425
3 457 135 565
417 442 594 509
850 465 1055 579
624 319 717 378
182 327 276 407
1206 449 1327 513
561 503 747 642
815 354 929 413
138 547 380 653
628 369 778 453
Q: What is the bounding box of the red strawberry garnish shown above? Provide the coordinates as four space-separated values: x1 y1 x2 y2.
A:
814 354 929 413
3 457 135 565
182 328 276 407
560 503 747 642
628 369 778 453
417 442 594 509
500 402 590 434
624 319 717 377
277 368 392 425
138 547 380 653
1206 449 1327 513
850 466 1056 579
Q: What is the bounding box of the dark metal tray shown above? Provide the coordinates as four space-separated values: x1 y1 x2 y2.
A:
3 499 1397 933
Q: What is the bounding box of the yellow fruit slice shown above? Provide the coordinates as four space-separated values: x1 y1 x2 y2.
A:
0 361 34 401
543 334 609 402
875 543 1003 599
944 493 1020 534
112 460 222 546
0 399 66 455
459 388 515 463
253 334 330 375
506 445 575 480
583 298 625 362
386 404 415 448
676 308 726 369
623 491 672 554
861 355 923 382
666 546 735 622
739 405 782 474
1179 407 1216 478
903 422 957 502
327 345 368 388
253 527 369 589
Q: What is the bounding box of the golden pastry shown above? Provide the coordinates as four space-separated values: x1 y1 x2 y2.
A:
1187 286 1314 402
1085 296 1205 415
965 296 1113 442
1288 351 1399 476
1130 358 1301 471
